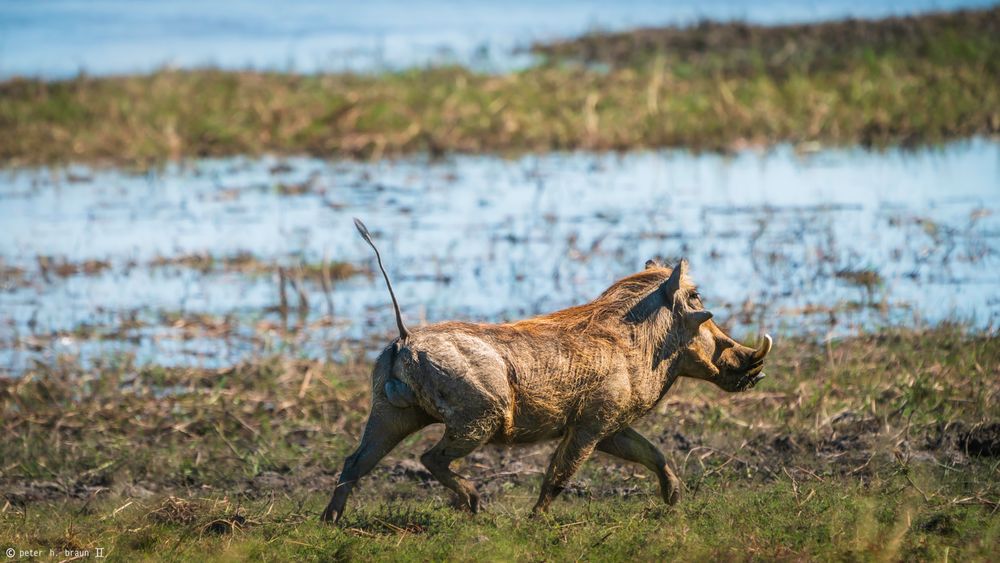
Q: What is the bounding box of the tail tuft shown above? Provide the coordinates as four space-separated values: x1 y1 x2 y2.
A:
353 218 375 246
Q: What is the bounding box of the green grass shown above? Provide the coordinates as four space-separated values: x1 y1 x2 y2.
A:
1 326 998 560
1 8 998 167
3 473 998 561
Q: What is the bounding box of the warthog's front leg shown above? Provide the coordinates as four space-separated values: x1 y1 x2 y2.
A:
532 426 602 514
596 426 682 505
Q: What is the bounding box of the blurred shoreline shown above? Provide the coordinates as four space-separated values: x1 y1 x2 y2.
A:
3 1 997 79
2 7 998 167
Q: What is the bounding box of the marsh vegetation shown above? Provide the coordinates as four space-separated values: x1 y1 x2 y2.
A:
1 8 998 166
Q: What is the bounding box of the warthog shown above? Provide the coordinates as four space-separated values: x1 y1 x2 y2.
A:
321 219 772 524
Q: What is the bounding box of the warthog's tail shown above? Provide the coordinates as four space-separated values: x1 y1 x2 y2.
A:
354 218 409 340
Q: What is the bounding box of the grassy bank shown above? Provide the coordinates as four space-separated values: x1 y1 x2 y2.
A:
2 326 998 560
2 8 998 167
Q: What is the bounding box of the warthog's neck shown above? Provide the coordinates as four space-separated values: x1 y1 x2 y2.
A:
619 307 686 412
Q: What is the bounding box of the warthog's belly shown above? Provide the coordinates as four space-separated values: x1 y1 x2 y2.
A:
487 397 574 445
489 424 565 445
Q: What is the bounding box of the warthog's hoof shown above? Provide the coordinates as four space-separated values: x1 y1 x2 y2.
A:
450 492 481 514
664 484 681 506
528 508 549 521
661 471 682 506
320 506 341 525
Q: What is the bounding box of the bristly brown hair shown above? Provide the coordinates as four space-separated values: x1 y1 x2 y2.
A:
508 266 680 341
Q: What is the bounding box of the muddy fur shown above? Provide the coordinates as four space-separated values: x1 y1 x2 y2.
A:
321 228 771 524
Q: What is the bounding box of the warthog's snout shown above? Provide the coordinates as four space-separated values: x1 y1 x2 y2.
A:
718 334 772 392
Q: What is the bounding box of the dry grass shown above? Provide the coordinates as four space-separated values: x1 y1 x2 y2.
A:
0 326 997 559
148 252 361 283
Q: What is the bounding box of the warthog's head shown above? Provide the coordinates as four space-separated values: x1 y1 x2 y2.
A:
657 260 772 392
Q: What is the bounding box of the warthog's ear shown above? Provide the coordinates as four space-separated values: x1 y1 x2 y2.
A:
685 310 713 330
660 259 687 299
645 259 661 270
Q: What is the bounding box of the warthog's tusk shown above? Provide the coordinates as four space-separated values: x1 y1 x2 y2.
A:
755 334 773 360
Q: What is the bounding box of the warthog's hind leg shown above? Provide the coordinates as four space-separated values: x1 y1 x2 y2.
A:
532 427 602 514
421 428 492 513
596 426 682 505
321 404 428 525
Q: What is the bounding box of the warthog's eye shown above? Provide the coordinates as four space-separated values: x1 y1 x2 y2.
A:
690 290 701 302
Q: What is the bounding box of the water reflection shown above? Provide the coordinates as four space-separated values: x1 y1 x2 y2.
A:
1 139 997 372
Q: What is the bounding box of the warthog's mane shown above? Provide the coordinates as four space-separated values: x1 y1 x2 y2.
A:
504 266 685 344
423 265 693 355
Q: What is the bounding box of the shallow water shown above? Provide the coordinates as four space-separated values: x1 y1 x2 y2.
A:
2 0 997 78
1 140 998 373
